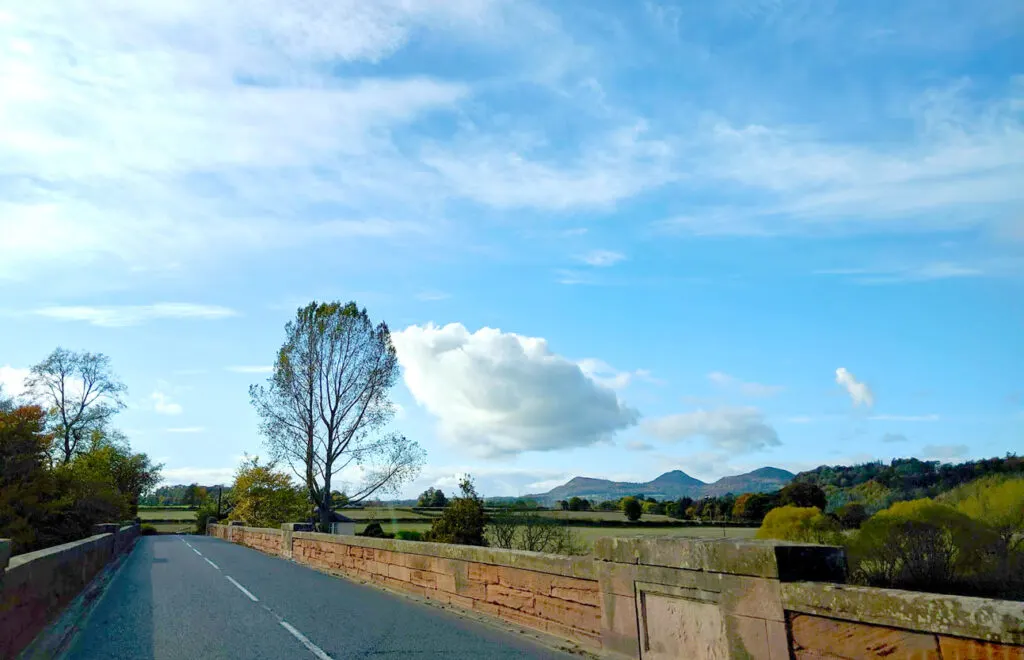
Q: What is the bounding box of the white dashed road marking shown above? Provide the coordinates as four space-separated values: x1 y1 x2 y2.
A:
225 575 259 602
280 621 334 660
192 547 203 557
204 557 220 570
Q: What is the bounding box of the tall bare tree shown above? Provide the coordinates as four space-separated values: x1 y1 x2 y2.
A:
26 348 127 463
250 302 425 529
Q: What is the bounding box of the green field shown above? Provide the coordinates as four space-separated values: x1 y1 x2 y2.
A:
146 522 193 533
358 522 758 554
138 509 197 521
341 508 437 521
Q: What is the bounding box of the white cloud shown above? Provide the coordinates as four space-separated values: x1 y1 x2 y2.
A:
401 464 574 499
0 1 477 281
921 443 969 460
643 407 780 453
151 391 183 416
0 366 31 398
577 358 655 390
421 122 676 211
786 415 814 424
29 304 237 327
159 466 235 486
165 427 205 434
577 250 626 267
626 440 653 451
391 323 639 457
835 367 874 407
870 414 939 422
226 366 274 374
707 371 784 397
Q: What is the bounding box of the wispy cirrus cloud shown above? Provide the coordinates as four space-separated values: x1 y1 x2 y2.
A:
576 250 626 267
27 304 237 327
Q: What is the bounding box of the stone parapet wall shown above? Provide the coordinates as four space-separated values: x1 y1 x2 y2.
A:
208 525 1024 658
0 524 139 658
292 532 602 647
783 582 1024 659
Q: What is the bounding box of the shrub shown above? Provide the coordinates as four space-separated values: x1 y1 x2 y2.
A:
622 497 643 522
756 505 840 544
425 476 487 546
360 521 391 538
487 509 584 555
395 530 423 541
140 524 158 536
847 499 1000 593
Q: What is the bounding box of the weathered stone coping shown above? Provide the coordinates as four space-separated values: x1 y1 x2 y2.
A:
7 533 113 570
238 526 283 535
782 581 1024 645
593 536 847 581
291 532 597 580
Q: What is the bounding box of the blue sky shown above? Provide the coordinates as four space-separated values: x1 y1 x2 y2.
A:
1 0 1021 498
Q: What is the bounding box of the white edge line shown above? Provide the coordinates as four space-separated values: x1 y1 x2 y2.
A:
225 575 259 602
204 557 220 570
192 547 203 556
280 621 333 660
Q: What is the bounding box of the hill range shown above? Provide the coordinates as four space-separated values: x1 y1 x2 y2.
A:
523 467 795 504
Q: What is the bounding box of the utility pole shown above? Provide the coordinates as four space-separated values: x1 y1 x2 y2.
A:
217 486 222 519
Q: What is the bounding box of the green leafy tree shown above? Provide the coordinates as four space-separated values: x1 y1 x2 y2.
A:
0 405 56 552
835 502 869 529
417 487 448 508
732 493 774 523
26 348 127 463
622 496 643 522
848 499 999 592
426 476 486 546
944 476 1024 552
250 301 425 530
756 505 840 544
778 482 827 510
229 455 309 528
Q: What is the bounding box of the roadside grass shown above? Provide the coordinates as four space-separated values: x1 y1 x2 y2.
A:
148 522 194 534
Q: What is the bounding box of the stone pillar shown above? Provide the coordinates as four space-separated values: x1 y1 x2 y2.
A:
280 523 313 559
592 537 846 659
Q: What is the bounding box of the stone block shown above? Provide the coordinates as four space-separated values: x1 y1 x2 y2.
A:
765 619 789 660
534 594 598 631
486 583 535 611
409 569 438 590
937 636 1024 660
600 591 641 658
725 614 771 659
713 574 785 622
789 613 940 659
640 591 729 660
468 563 499 585
387 564 411 582
545 619 602 649
551 584 602 608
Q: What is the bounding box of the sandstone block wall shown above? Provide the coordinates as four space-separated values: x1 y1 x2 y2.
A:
0 524 139 658
292 533 602 647
208 524 1024 659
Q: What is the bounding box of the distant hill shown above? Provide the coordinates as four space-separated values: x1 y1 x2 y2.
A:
524 467 794 503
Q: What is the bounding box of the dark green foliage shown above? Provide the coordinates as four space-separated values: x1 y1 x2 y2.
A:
794 455 1023 503
622 496 643 521
779 482 827 510
426 476 487 546
835 502 869 529
567 496 591 511
394 530 423 541
666 497 695 519
140 524 158 536
416 487 448 508
360 521 390 538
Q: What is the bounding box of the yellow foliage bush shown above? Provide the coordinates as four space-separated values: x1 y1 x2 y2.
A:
756 505 840 544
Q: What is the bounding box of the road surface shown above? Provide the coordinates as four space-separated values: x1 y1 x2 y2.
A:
65 535 579 659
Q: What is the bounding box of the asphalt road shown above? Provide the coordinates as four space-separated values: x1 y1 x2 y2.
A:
64 535 579 660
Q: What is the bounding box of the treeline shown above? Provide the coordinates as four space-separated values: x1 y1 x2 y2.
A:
757 474 1024 599
141 483 231 507
0 349 161 554
793 455 1023 514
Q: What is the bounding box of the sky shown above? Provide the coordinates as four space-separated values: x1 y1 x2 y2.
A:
1 0 1021 499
